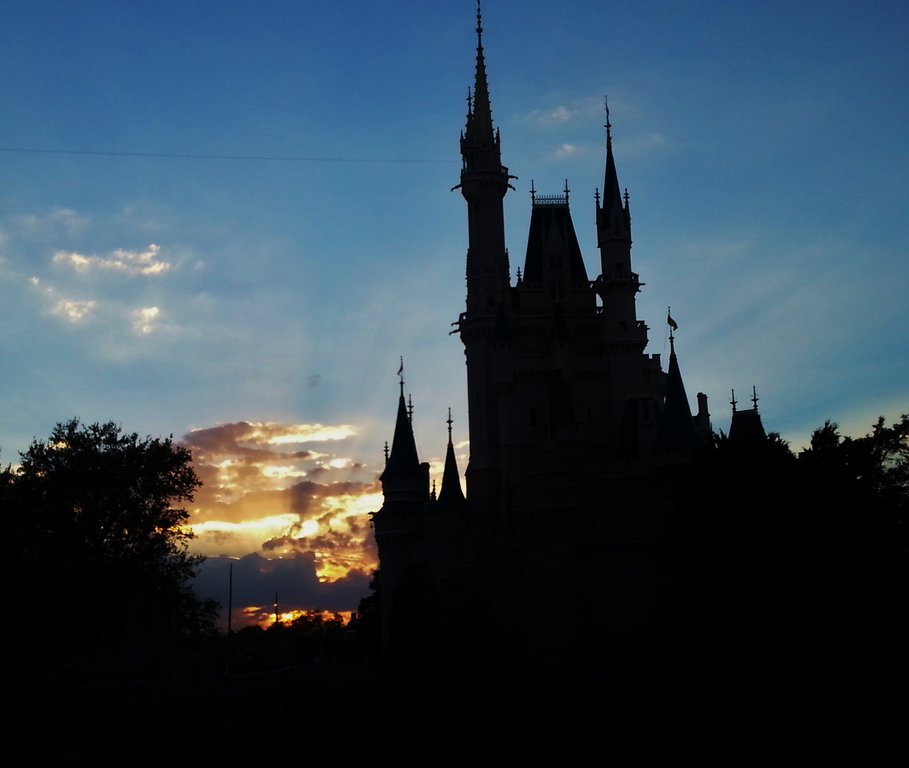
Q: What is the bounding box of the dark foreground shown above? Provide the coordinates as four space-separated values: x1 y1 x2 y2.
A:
13 656 908 767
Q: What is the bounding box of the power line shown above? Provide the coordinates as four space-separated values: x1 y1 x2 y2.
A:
0 146 457 164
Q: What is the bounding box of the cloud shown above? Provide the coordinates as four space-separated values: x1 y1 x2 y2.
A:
30 274 174 339
53 243 171 276
187 420 355 449
191 552 373 629
540 105 576 124
131 306 160 335
182 420 382 586
554 143 580 159
51 298 97 322
10 207 89 239
618 131 668 158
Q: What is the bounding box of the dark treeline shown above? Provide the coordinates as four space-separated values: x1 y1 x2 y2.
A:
2 415 908 764
660 415 909 741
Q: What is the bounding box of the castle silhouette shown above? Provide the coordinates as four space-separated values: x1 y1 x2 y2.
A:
370 5 766 682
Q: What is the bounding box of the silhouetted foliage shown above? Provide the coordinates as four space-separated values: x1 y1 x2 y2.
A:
221 611 357 673
345 568 381 660
2 418 218 685
666 414 909 731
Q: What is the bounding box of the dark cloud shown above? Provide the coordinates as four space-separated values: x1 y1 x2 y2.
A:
180 422 314 464
288 479 377 510
191 552 372 630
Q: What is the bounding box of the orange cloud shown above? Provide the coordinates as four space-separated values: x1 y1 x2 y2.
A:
181 421 381 583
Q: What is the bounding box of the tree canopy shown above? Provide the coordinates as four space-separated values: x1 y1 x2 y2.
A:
2 418 217 684
665 413 909 732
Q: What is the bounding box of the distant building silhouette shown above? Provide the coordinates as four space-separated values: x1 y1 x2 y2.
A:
371 5 764 679
728 386 768 446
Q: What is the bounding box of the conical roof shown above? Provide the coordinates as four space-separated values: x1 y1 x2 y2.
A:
437 423 467 512
379 384 423 487
656 336 707 453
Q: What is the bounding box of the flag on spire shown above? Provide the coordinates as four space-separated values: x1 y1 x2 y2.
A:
667 309 678 331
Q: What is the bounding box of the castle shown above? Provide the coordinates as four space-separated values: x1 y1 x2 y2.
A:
371 6 763 679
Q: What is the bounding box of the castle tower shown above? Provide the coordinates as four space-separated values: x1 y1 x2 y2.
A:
453 3 516 523
373 3 710 672
372 365 430 650
452 7 667 532
655 320 708 453
728 386 768 445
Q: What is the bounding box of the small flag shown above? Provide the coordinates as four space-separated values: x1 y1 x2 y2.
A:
397 356 404 375
667 310 678 331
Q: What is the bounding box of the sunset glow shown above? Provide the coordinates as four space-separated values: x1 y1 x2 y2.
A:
249 423 357 444
189 513 301 538
183 420 380 624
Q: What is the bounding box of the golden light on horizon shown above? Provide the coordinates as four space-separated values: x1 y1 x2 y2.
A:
240 607 354 630
322 491 383 521
317 558 370 582
189 512 300 538
262 464 308 480
295 519 320 538
248 423 357 444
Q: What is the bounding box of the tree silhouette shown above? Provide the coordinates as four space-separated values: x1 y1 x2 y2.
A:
3 418 217 684
665 414 909 733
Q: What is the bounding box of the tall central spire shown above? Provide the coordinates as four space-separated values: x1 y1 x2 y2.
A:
456 1 513 518
600 97 624 219
464 1 496 161
456 0 514 318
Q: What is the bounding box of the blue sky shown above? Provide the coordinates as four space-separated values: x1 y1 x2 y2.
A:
2 0 907 623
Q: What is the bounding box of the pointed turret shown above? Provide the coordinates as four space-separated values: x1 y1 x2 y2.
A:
456 1 514 318
456 3 515 522
462 3 497 171
655 325 707 455
372 367 431 655
596 100 632 247
437 408 468 512
594 100 646 362
379 375 427 501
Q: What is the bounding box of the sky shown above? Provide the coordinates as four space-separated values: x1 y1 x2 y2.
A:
2 0 907 628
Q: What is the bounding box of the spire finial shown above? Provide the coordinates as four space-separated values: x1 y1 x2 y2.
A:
604 95 612 146
383 440 389 464
564 178 570 201
447 407 453 443
731 388 738 413
397 355 404 395
530 179 536 203
752 385 759 411
465 0 494 151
